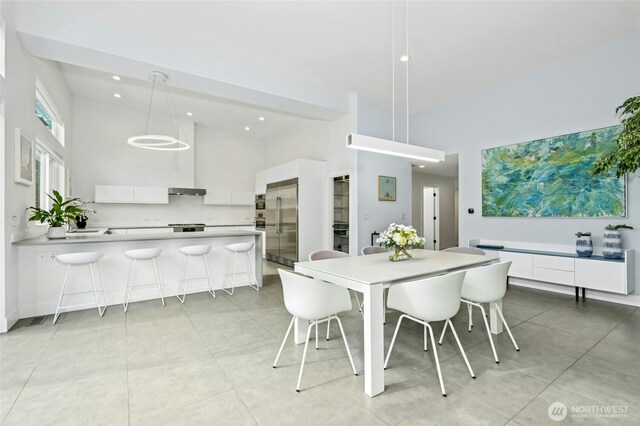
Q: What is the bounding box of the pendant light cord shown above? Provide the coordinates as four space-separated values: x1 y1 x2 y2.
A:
405 0 409 145
391 0 395 142
144 75 157 135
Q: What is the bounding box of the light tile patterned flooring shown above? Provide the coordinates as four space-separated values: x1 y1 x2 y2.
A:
1 263 639 425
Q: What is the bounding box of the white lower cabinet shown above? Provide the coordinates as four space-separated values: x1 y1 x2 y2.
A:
489 247 634 296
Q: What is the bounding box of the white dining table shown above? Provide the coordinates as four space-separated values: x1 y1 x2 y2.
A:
294 249 499 398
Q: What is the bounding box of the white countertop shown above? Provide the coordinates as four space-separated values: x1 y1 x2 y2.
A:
14 229 261 246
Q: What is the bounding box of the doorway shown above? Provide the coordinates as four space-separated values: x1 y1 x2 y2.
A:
423 186 440 251
332 175 349 253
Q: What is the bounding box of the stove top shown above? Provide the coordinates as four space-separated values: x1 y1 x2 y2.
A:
169 223 206 232
168 223 206 227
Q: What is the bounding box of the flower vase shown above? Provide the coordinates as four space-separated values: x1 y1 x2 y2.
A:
575 235 593 257
76 215 88 229
389 247 412 262
603 230 623 259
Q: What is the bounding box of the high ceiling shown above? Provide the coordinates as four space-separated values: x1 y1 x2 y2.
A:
16 1 640 137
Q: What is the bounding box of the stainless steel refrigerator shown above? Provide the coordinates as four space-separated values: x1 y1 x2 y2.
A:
265 178 298 267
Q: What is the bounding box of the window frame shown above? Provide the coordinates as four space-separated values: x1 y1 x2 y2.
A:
34 138 65 217
35 80 65 146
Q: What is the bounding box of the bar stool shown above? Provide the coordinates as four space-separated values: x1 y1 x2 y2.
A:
223 242 258 295
176 244 215 303
123 248 165 312
53 252 107 324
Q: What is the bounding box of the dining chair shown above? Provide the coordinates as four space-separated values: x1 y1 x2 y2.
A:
438 261 519 363
361 246 388 255
442 246 486 255
273 269 357 392
384 270 475 397
309 249 363 340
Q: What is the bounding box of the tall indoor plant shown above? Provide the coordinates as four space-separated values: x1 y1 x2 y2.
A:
591 96 640 178
28 190 84 239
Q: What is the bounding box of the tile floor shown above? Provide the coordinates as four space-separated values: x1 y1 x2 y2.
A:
1 263 639 425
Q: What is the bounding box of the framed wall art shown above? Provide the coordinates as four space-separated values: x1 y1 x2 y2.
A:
15 128 34 185
378 176 396 201
482 125 625 217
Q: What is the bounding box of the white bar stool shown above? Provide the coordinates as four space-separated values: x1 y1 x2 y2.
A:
53 252 107 324
176 244 215 303
223 241 258 295
123 248 165 312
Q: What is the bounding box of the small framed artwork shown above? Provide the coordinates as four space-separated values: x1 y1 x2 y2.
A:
378 176 396 201
15 128 34 185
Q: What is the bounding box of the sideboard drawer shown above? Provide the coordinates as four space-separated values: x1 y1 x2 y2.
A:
532 267 574 286
532 254 574 271
575 259 628 294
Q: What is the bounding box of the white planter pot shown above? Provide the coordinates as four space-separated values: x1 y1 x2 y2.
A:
47 226 67 239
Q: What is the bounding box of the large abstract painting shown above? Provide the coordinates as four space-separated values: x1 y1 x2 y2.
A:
482 125 625 217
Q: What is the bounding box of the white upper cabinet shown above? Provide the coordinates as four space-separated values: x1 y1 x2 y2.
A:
95 185 168 204
203 190 254 205
95 185 134 203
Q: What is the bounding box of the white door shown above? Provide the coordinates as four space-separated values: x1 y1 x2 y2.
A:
423 187 440 250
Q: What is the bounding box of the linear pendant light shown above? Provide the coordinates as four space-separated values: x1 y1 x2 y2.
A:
127 71 190 151
346 0 444 163
347 133 444 163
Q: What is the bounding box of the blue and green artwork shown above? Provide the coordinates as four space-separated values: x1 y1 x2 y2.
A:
482 125 625 217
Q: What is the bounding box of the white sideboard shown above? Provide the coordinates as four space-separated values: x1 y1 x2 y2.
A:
479 245 634 298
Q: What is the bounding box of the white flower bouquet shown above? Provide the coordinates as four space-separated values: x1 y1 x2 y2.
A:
376 223 425 261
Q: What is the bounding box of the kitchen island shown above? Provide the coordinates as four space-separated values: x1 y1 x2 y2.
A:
14 229 263 318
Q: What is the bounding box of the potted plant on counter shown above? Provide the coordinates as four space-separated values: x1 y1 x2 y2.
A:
603 224 634 259
574 232 593 257
28 190 84 239
72 199 96 229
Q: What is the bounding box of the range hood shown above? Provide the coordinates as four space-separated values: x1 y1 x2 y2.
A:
168 187 207 196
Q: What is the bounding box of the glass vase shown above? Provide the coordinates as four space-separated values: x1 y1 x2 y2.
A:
389 247 412 262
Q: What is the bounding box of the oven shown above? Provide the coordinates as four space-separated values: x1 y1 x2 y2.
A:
255 194 266 210
255 194 266 228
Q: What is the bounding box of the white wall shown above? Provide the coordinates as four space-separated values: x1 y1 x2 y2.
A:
410 34 640 293
69 97 263 226
412 172 458 249
2 1 73 331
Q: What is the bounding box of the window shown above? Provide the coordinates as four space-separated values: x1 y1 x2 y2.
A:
35 142 64 211
35 81 65 145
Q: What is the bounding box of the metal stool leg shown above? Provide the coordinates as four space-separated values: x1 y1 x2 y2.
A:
152 258 165 307
123 259 137 312
203 254 216 298
89 263 106 317
177 255 191 303
223 252 237 295
246 251 259 291
53 265 71 325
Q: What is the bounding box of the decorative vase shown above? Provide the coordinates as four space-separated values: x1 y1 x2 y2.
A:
602 230 623 259
47 226 67 239
76 215 88 229
389 247 412 262
575 235 593 257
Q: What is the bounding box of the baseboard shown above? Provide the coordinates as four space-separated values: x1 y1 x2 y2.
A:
509 278 640 307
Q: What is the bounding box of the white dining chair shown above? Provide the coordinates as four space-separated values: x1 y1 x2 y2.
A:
273 269 358 392
309 249 362 341
441 246 487 331
361 246 388 255
384 270 475 397
438 261 519 363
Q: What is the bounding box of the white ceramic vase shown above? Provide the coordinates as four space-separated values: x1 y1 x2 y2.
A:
47 226 67 239
602 230 622 259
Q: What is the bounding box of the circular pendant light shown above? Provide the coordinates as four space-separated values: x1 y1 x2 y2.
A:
127 71 190 151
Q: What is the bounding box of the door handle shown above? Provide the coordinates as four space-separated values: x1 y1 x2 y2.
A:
276 197 281 234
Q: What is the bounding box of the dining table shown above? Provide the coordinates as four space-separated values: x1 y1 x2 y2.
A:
294 249 499 397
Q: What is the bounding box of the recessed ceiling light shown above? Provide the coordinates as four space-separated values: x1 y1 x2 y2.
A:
400 55 410 62
259 116 265 121
112 75 121 81
113 93 121 98
244 126 251 131
186 112 193 116
418 165 425 168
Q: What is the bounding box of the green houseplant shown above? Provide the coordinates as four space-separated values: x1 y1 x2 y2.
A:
591 96 640 178
28 190 84 239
